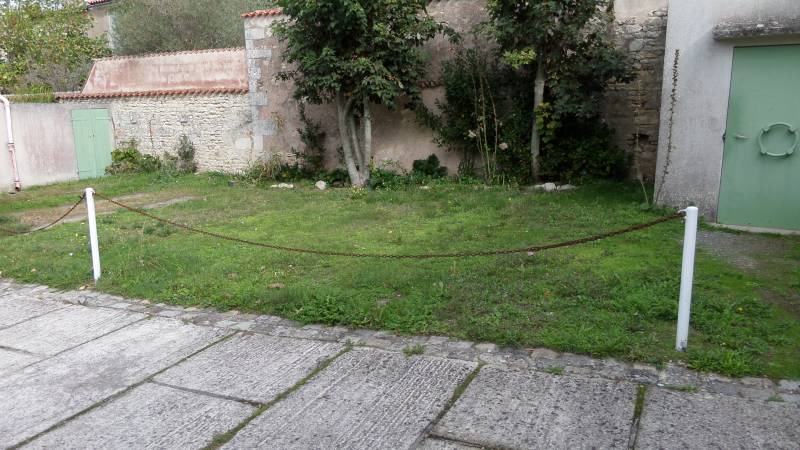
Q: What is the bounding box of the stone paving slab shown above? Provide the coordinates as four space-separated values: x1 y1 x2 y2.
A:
24 382 254 450
0 348 41 376
0 295 63 328
224 348 476 449
156 333 344 403
434 366 637 449
637 387 800 449
0 318 229 447
418 438 485 449
0 305 145 355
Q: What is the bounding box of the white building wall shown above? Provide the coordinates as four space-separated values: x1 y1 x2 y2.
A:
655 0 800 219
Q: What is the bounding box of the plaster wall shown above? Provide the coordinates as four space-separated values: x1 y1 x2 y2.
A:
0 104 81 192
654 0 800 219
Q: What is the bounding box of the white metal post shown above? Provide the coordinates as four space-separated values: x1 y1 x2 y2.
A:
85 188 101 282
676 206 698 351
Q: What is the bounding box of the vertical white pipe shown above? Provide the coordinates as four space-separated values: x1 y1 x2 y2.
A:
676 206 698 351
0 95 21 191
85 188 102 282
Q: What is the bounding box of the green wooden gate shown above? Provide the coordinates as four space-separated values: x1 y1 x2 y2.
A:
718 45 800 231
71 109 114 180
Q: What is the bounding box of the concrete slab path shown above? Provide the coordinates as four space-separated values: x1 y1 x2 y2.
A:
0 280 798 449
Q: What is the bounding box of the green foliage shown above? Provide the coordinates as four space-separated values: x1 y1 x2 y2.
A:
273 0 451 108
294 106 327 175
537 105 629 182
423 48 534 184
411 154 447 179
106 140 162 175
0 0 110 92
167 134 198 174
110 0 275 55
483 0 634 181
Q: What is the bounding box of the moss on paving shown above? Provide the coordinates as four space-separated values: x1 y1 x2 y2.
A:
1 173 798 379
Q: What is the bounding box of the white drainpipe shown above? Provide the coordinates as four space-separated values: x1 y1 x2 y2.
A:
0 95 21 191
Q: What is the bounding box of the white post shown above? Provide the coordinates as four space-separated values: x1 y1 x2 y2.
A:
676 206 698 351
85 188 101 282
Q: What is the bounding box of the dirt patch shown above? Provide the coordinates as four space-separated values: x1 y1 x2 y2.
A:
12 193 199 228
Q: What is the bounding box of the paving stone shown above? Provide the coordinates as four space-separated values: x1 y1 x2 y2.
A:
638 387 800 449
0 306 144 355
156 333 344 403
0 318 228 447
434 366 636 449
0 296 63 328
0 348 40 376
223 348 476 449
25 382 253 450
778 379 800 393
418 437 484 449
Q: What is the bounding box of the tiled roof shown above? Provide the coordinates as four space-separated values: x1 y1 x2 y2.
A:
87 0 112 7
242 8 283 18
95 47 245 62
56 87 248 100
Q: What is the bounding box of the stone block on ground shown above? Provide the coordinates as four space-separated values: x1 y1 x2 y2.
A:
434 366 636 449
0 305 144 355
637 387 800 449
156 333 344 403
0 348 40 377
0 318 228 447
0 296 62 328
24 382 253 449
223 348 476 449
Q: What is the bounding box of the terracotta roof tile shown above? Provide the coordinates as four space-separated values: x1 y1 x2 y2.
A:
87 0 112 7
55 87 248 100
242 8 283 18
95 47 245 62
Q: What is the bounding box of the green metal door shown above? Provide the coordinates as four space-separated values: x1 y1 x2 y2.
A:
718 45 800 231
71 109 114 179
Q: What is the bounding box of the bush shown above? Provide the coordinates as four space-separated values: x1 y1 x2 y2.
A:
162 134 198 173
411 154 448 178
106 140 161 174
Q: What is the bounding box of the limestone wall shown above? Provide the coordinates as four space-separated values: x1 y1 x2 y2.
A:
605 0 669 181
62 94 254 173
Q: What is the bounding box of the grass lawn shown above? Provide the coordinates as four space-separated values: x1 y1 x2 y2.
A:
1 172 798 379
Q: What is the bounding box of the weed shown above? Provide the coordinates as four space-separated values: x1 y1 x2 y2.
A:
403 344 425 357
664 384 697 393
541 366 565 376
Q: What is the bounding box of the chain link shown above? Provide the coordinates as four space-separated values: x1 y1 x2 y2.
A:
94 191 685 259
0 194 86 237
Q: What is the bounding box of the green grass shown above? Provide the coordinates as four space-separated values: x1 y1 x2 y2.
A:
1 173 798 379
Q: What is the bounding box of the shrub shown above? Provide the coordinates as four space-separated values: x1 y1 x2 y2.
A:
164 134 198 173
106 140 161 174
411 154 448 179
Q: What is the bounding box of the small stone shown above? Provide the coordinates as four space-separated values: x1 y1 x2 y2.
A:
544 182 557 192
778 380 800 393
270 183 294 189
268 283 285 290
314 181 328 191
557 184 577 191
529 348 559 360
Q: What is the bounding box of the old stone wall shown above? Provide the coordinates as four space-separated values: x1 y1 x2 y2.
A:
245 1 669 178
63 94 254 172
605 1 669 181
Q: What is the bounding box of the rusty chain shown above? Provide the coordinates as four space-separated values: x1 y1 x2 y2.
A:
93 191 685 259
0 194 86 237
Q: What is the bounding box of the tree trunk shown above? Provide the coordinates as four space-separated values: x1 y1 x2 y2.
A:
335 92 372 187
530 61 546 181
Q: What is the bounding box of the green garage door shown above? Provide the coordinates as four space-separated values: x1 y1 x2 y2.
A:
71 109 114 179
718 45 800 231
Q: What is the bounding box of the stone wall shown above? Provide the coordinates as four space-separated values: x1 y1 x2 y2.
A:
604 1 669 181
63 94 254 173
243 2 487 174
